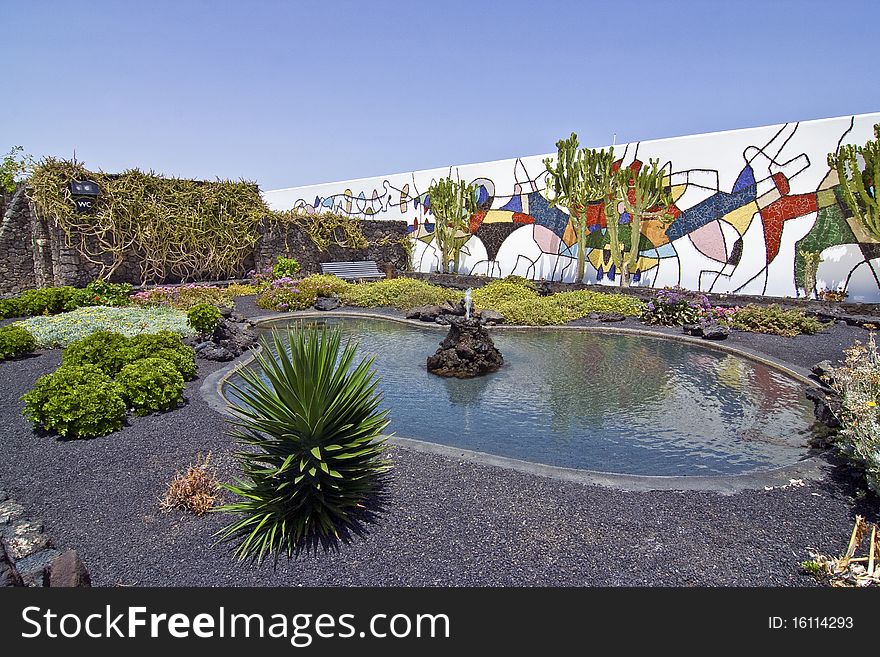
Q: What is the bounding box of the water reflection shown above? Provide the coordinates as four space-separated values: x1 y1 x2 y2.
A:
229 317 818 477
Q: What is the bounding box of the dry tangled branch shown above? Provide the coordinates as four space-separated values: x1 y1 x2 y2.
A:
28 159 265 284
270 210 369 251
805 516 880 587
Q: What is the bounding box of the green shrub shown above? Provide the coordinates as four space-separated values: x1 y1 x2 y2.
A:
116 357 185 415
489 298 574 325
131 284 234 310
79 280 133 307
126 331 197 380
0 286 79 318
255 274 356 312
0 325 37 360
21 364 127 438
298 273 350 298
218 326 390 560
271 255 301 279
469 279 563 325
554 289 644 317
18 306 194 348
187 303 222 335
0 297 22 319
62 330 132 375
471 279 538 308
500 275 537 289
0 281 131 319
727 304 823 337
340 277 461 310
226 283 261 297
256 279 312 312
470 279 645 326
828 336 880 495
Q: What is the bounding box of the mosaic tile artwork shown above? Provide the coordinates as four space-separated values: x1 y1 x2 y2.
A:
263 113 880 302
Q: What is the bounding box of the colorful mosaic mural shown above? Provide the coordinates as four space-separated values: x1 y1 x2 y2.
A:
263 113 880 302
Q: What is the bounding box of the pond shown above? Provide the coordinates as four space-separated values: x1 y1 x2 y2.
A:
223 316 819 477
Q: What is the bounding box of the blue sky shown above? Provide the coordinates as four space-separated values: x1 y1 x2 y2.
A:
4 0 879 190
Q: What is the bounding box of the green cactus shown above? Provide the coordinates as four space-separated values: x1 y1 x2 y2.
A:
607 159 674 286
427 174 477 274
828 123 880 240
799 249 823 299
544 133 615 282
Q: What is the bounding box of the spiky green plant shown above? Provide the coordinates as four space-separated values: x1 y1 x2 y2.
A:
427 174 477 274
608 158 674 286
217 326 391 561
544 133 616 283
829 123 880 239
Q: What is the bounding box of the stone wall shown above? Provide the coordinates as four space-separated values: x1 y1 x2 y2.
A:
0 196 407 292
0 184 36 294
253 218 408 276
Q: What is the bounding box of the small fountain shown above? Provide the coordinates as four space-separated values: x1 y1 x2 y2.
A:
426 288 504 378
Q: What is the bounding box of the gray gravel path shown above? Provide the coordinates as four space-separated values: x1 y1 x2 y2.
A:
0 299 876 586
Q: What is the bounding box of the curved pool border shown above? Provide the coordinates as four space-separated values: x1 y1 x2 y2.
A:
200 310 829 494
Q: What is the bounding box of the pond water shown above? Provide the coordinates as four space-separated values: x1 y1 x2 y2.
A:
224 316 819 477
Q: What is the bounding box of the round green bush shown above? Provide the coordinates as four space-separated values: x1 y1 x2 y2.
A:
116 357 185 415
62 330 132 375
187 303 222 335
126 331 197 380
339 277 460 310
0 324 37 360
271 255 301 279
21 364 127 438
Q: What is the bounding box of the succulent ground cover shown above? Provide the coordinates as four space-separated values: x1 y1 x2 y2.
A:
16 306 195 348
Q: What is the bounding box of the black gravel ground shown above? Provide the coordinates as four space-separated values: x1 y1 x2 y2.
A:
0 300 878 587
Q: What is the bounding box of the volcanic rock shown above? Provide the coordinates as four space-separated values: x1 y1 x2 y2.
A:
427 317 503 378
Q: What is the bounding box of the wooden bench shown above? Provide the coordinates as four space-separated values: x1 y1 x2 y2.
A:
320 260 386 281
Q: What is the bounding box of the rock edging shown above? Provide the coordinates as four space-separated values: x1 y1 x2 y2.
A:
0 489 90 587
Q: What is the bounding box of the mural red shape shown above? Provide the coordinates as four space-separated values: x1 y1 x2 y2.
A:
772 172 791 195
761 193 818 263
469 210 488 234
512 212 535 224
585 203 606 229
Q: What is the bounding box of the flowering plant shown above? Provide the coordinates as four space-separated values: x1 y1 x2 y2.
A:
131 283 233 310
828 334 880 494
641 287 712 326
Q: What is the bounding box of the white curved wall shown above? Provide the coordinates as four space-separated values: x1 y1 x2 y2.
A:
264 112 880 302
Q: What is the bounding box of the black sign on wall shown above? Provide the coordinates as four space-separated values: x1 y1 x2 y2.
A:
70 180 99 213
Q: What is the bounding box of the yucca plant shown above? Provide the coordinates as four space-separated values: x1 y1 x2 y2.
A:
216 325 391 561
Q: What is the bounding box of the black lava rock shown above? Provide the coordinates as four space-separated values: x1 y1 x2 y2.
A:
476 309 505 325
406 305 442 322
193 314 257 362
314 296 341 311
701 322 729 340
427 317 503 378
805 387 842 429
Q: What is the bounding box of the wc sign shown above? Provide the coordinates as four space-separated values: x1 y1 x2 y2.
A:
70 180 99 213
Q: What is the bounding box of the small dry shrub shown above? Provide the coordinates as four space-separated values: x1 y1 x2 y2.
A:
160 453 220 515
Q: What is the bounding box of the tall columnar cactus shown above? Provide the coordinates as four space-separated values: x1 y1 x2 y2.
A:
799 249 823 298
427 175 477 274
607 158 674 286
544 134 615 282
829 123 880 240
